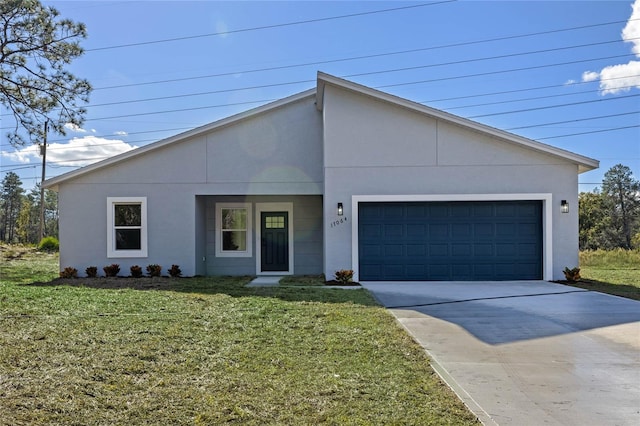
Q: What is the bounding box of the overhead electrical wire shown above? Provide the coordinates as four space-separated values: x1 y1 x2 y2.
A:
90 21 638 91
61 39 638 111
1 12 637 172
2 75 636 148
85 1 457 52
1 52 627 128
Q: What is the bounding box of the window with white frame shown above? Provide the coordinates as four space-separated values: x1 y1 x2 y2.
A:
216 203 252 257
107 197 147 258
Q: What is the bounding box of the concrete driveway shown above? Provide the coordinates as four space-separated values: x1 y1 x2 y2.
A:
360 281 640 426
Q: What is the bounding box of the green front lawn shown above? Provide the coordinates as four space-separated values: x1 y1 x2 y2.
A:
570 250 640 300
0 248 478 425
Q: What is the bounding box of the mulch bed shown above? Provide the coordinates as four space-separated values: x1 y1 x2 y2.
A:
29 276 182 290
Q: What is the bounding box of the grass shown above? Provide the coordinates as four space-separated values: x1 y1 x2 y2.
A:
0 248 478 425
570 249 640 300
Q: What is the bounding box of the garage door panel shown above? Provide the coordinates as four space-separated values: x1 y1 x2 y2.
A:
429 224 449 238
496 223 516 236
361 243 383 257
474 223 494 237
519 223 539 236
407 244 427 256
519 243 538 256
452 244 472 256
385 244 403 256
359 201 542 281
452 223 472 238
429 244 449 256
406 224 427 237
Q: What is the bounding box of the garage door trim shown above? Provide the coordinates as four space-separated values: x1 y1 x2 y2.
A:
351 194 553 281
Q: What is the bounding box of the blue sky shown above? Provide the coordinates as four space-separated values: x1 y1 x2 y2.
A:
1 0 639 191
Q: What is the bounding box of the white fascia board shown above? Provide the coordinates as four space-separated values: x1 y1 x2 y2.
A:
316 72 599 174
43 89 317 189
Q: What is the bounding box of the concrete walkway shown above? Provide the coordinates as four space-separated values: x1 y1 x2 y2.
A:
361 281 640 426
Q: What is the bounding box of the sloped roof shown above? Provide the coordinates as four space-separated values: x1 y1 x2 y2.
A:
43 89 316 189
316 72 599 174
44 72 598 189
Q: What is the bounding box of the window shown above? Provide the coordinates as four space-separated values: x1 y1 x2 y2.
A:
216 203 252 257
107 197 147 258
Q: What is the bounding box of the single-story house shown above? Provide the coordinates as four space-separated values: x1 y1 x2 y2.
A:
44 72 599 281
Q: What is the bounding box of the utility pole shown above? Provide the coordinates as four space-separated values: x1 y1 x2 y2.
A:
39 121 48 241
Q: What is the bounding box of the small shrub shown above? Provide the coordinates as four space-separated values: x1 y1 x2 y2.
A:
85 266 98 278
334 269 354 284
130 265 143 278
146 264 162 277
38 236 59 252
103 264 120 277
59 266 78 279
563 267 581 283
168 264 182 278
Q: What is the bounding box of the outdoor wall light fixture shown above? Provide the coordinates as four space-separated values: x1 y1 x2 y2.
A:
561 200 569 213
337 203 344 216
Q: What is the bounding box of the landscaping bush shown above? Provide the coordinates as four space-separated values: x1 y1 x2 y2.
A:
130 265 143 278
334 269 354 284
168 264 182 277
103 264 120 277
146 264 162 277
563 267 581 283
85 266 98 278
59 267 78 279
38 236 59 252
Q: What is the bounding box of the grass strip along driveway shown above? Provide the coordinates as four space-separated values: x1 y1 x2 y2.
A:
0 251 477 425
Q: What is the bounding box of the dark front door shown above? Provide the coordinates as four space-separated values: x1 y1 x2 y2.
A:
261 212 289 272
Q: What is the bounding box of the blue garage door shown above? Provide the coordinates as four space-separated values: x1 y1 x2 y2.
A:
358 201 542 281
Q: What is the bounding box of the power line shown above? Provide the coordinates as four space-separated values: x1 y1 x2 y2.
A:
505 112 639 131
537 125 640 140
469 94 640 119
375 53 634 88
2 53 626 127
86 1 456 52
421 75 635 104
72 40 638 111
89 19 638 91
2 75 635 148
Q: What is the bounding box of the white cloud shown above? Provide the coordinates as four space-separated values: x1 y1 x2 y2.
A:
114 130 128 136
599 60 640 94
622 0 640 55
581 71 600 82
1 136 136 167
64 122 87 133
576 0 640 95
565 79 577 85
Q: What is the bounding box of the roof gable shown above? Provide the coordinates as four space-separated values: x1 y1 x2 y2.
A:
44 72 598 189
44 89 316 189
316 72 598 174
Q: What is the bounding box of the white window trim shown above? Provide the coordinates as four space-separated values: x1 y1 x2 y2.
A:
216 203 253 258
255 202 294 276
107 197 148 258
350 194 553 282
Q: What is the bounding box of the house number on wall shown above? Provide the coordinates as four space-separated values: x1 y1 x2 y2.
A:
330 217 348 228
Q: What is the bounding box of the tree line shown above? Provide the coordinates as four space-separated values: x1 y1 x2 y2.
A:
1 172 58 244
579 164 640 250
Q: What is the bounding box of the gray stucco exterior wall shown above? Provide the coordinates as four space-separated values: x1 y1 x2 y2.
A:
55 94 324 277
49 74 595 281
321 84 581 281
